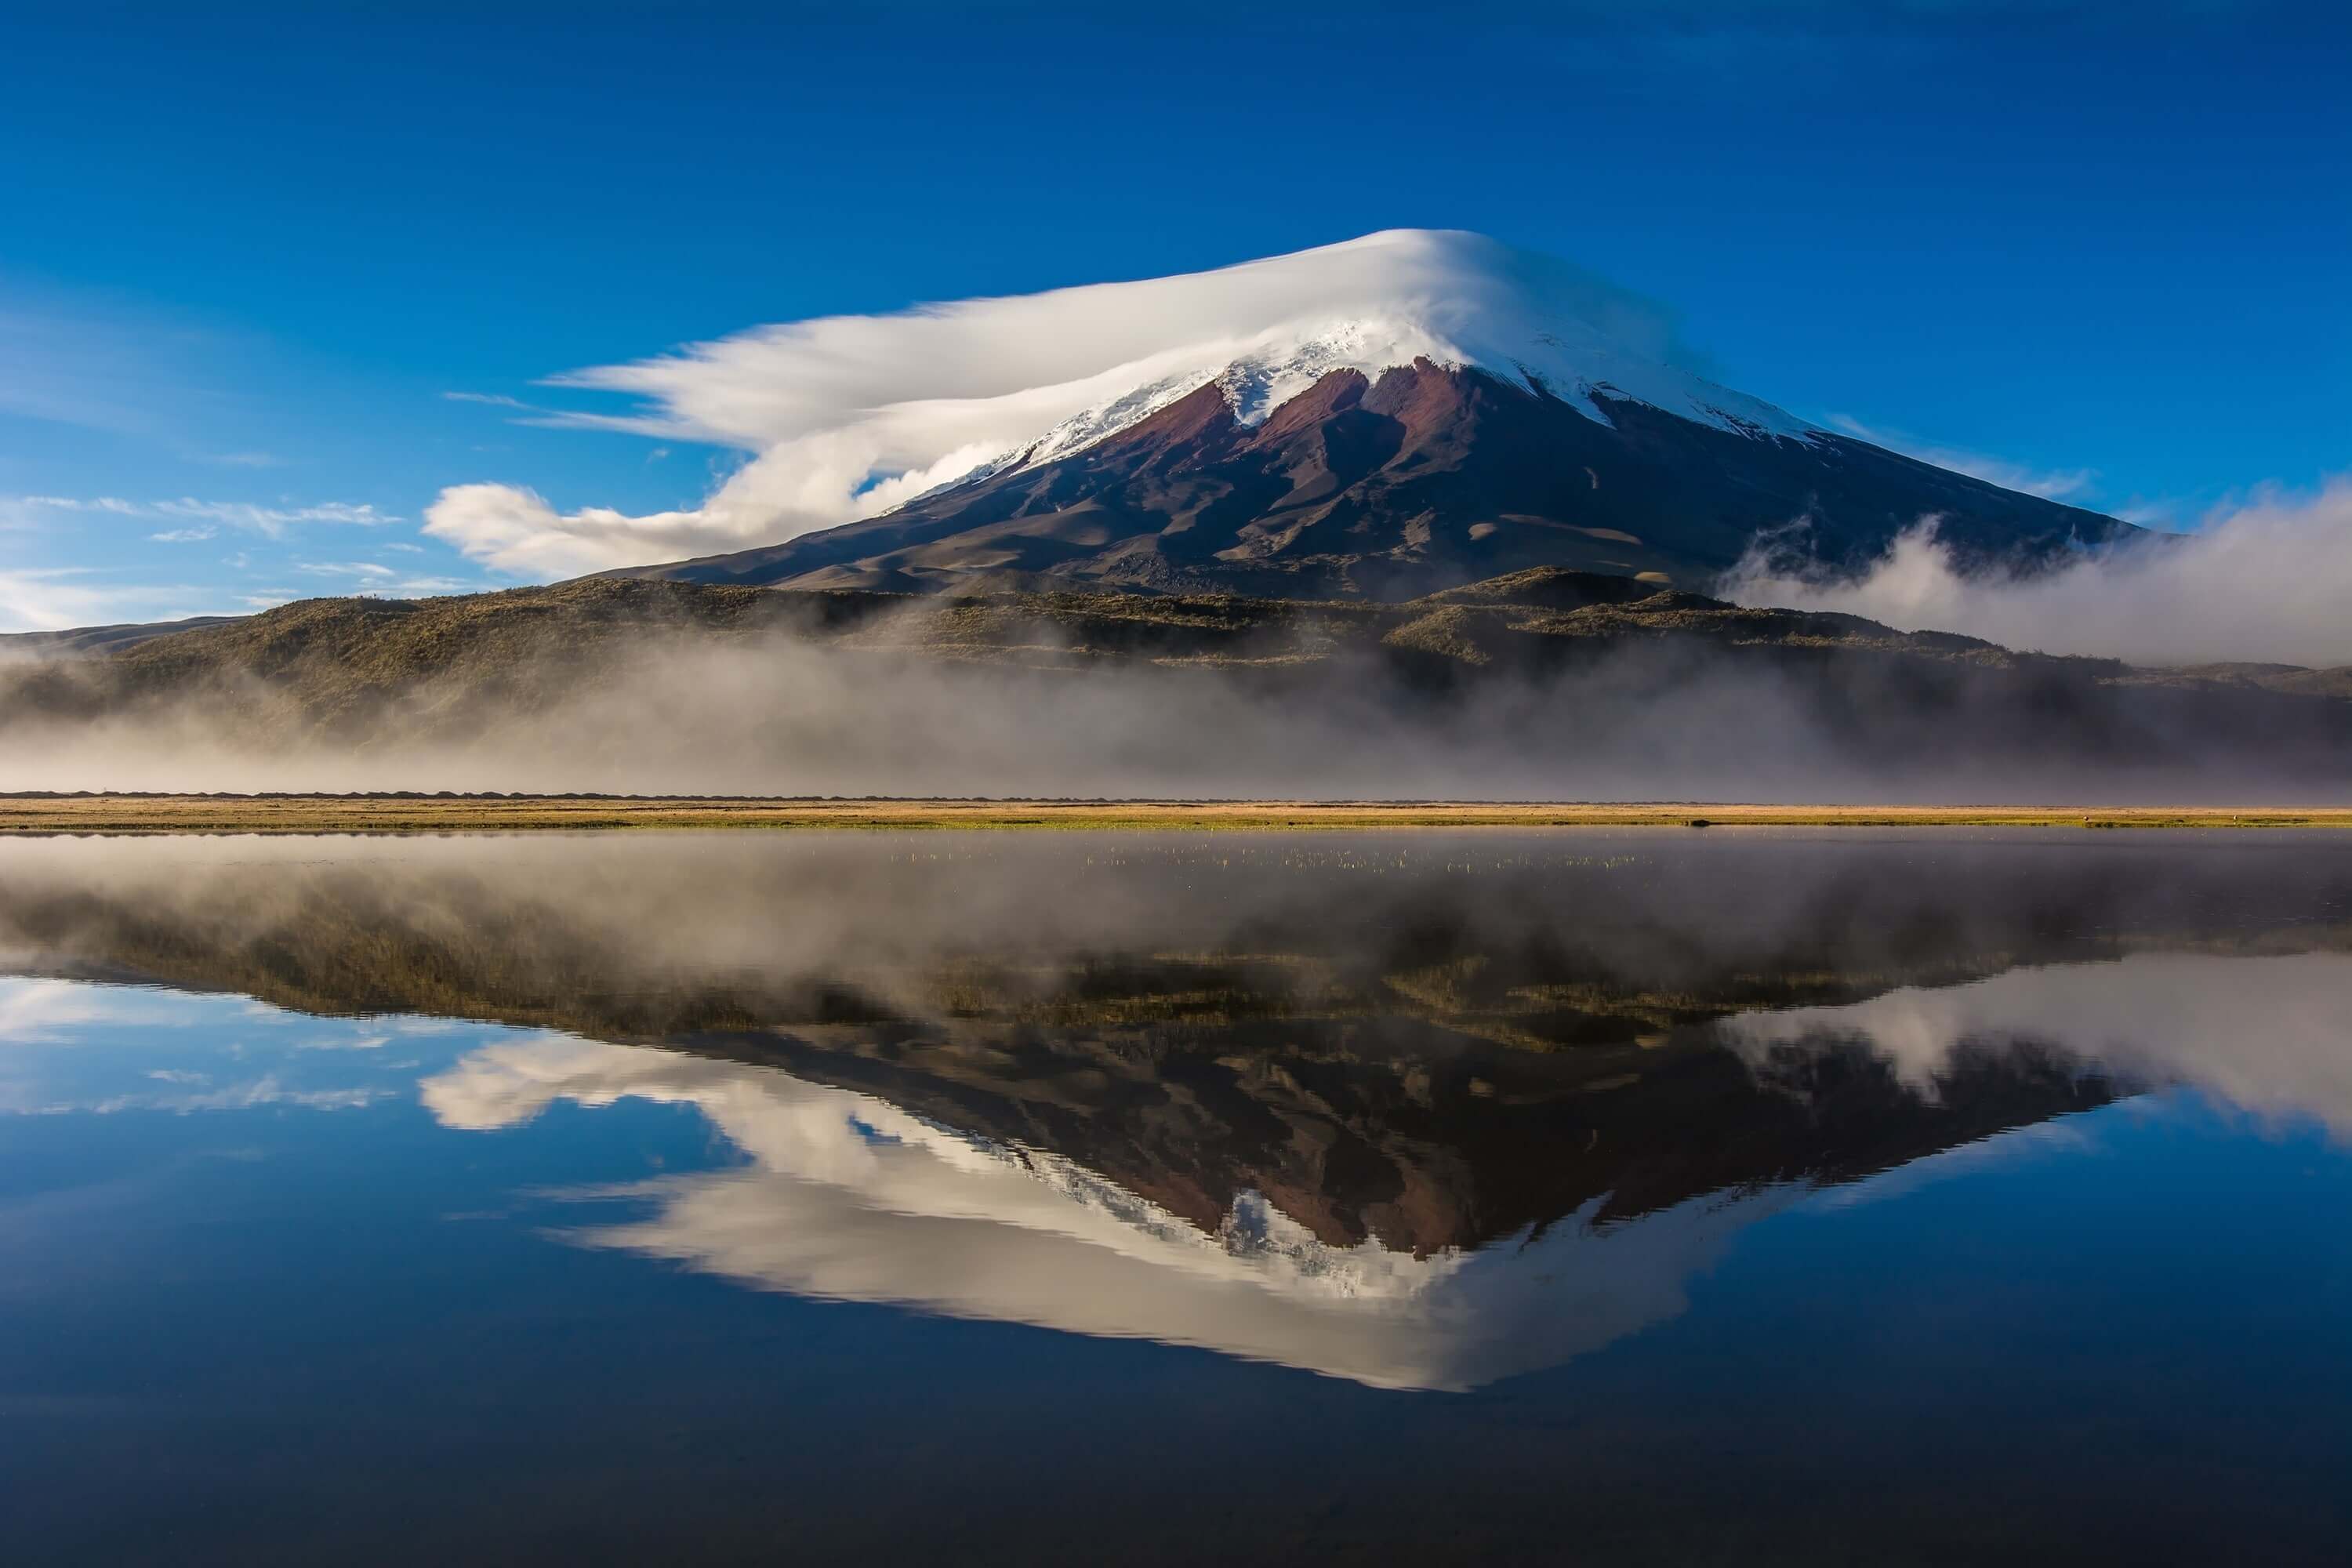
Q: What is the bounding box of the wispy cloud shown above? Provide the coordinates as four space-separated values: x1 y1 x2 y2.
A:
283 562 486 598
74 1077 390 1116
147 526 218 543
151 498 398 536
296 1033 393 1052
1824 415 2099 503
5 495 140 522
5 493 398 539
294 561 400 579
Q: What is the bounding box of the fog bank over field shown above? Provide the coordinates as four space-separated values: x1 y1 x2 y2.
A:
1725 481 2352 668
2 618 2348 804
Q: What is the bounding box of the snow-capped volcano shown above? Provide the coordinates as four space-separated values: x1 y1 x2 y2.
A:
436 230 1850 579
430 228 2132 593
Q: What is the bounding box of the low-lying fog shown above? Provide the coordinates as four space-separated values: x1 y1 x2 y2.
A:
3 627 2347 802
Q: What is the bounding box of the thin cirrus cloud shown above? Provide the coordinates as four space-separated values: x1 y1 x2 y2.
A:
441 391 533 411
2 495 140 534
292 563 477 597
149 498 397 536
295 561 400 579
6 493 399 539
1722 477 2352 668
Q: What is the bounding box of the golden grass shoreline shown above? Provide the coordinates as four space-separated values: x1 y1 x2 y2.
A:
3 796 2350 834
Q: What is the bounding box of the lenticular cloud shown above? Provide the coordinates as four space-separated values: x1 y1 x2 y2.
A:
423 229 1791 579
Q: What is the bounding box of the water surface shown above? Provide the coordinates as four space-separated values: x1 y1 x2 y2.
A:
2 830 2349 1563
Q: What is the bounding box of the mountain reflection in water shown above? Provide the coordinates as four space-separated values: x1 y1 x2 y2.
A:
2 829 2349 1392
424 1033 1810 1391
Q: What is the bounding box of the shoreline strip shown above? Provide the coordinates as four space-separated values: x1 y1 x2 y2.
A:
3 797 2350 833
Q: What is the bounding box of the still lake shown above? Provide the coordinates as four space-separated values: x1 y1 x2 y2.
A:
2 829 2349 1565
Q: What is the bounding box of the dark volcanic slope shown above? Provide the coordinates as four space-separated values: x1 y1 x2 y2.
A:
613 361 2137 599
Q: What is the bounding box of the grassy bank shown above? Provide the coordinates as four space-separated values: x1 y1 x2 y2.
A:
3 795 2350 834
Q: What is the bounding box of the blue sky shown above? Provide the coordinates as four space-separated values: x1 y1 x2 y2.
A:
2 2 2345 630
